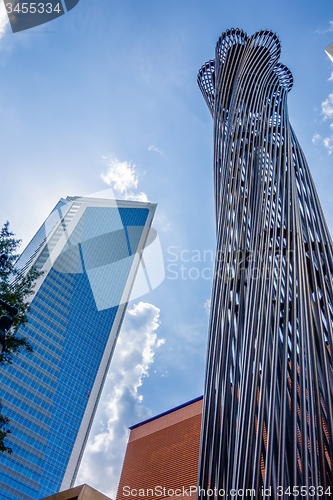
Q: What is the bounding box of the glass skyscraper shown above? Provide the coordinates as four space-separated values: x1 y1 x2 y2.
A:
197 29 333 495
0 196 156 500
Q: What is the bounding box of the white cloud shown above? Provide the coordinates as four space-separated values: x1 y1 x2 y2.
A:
148 145 164 156
101 159 139 193
312 133 321 143
125 192 149 202
0 3 9 37
101 158 149 202
322 94 333 121
314 94 333 154
204 299 211 315
76 302 165 499
312 129 333 155
323 136 333 154
154 212 171 232
315 20 333 35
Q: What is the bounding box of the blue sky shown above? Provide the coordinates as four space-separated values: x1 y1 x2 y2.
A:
1 0 333 496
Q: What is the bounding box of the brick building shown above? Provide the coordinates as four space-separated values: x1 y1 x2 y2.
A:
116 396 203 500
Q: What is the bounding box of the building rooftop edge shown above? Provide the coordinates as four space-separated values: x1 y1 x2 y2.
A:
129 395 203 430
66 196 157 208
41 483 112 500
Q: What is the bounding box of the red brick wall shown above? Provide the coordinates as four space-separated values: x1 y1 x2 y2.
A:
116 400 202 500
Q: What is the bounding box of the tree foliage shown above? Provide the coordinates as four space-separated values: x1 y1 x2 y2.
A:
0 407 11 454
0 221 43 453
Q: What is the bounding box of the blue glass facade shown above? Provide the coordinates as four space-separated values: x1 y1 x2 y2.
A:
0 198 154 500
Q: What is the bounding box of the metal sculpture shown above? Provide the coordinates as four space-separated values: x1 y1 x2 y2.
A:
197 29 333 496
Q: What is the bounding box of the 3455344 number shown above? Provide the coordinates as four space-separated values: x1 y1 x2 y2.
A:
5 3 61 14
277 486 332 496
